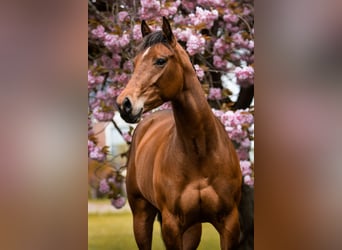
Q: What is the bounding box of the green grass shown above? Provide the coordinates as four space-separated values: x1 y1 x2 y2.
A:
88 212 220 250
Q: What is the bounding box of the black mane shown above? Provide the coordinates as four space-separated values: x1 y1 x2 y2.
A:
137 31 171 53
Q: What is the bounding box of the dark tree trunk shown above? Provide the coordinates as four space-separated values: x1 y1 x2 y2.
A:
232 85 254 110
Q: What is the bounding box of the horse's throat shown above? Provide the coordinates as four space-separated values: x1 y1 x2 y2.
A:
172 85 217 157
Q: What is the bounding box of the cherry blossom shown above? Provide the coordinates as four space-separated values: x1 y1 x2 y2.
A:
88 0 255 195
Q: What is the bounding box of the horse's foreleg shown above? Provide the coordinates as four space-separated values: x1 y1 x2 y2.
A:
214 206 240 250
160 211 183 250
183 223 202 250
130 198 158 250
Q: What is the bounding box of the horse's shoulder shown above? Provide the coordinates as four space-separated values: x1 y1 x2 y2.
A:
133 110 174 140
137 110 173 129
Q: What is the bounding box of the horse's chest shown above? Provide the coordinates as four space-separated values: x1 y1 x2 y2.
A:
177 179 222 222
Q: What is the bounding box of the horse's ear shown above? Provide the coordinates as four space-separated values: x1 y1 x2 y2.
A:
162 17 176 47
141 20 152 37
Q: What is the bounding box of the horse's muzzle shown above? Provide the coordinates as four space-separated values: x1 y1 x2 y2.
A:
117 97 143 123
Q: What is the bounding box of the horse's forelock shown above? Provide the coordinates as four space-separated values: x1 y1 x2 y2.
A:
137 31 172 53
135 30 192 71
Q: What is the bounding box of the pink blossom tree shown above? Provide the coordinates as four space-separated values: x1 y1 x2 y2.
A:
88 0 254 205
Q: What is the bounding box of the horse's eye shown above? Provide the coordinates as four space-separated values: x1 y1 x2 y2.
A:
155 58 167 66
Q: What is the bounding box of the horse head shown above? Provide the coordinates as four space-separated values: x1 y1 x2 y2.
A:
117 17 185 123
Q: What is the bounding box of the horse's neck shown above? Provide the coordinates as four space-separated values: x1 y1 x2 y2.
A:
171 68 219 157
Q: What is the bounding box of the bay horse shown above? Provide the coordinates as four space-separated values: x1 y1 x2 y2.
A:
117 17 249 250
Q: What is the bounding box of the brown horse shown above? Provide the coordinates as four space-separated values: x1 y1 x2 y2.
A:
117 17 243 250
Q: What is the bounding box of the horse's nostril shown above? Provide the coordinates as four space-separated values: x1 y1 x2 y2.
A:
123 97 132 114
